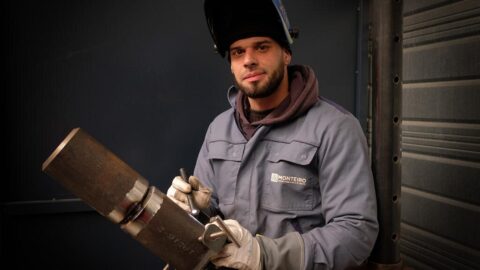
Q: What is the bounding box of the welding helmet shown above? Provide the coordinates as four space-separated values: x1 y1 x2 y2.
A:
204 0 299 58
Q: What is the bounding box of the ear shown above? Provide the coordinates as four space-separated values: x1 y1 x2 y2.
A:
283 50 292 65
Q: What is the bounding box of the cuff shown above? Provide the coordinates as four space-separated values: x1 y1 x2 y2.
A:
256 232 305 270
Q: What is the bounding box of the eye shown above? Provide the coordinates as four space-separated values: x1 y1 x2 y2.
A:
230 48 244 58
257 44 269 52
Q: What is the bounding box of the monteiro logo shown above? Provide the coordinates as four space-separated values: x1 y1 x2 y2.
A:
271 173 307 186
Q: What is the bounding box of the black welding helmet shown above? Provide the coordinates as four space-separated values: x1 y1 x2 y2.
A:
204 0 299 58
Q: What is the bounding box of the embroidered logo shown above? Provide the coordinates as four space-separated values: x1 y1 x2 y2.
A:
271 173 307 186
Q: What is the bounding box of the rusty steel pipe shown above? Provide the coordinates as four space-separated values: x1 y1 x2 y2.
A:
42 128 213 270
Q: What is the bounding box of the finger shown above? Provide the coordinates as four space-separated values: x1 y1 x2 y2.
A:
188 175 201 190
191 190 211 209
209 250 229 261
222 219 244 241
210 244 237 267
223 219 241 227
209 243 235 261
172 176 192 193
166 186 177 198
174 190 189 203
211 256 230 268
167 186 190 204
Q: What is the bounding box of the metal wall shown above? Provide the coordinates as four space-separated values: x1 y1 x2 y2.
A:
401 0 480 269
2 1 364 268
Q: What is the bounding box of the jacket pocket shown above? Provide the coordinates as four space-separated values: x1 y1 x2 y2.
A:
208 140 244 205
262 141 319 211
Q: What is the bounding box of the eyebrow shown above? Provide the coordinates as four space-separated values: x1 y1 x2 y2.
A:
229 39 273 52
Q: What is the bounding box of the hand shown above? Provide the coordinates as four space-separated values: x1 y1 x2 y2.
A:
166 175 212 212
209 219 261 270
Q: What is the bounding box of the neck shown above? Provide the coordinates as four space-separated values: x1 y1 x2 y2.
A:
248 72 289 111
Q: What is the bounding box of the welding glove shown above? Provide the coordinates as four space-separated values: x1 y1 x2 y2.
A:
166 175 212 212
210 219 305 270
210 219 261 270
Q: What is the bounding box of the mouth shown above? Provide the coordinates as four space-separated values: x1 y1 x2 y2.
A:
243 71 266 83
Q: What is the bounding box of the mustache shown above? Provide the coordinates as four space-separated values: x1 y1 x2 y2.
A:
241 69 267 80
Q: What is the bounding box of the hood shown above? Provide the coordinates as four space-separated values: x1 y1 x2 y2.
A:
228 65 320 139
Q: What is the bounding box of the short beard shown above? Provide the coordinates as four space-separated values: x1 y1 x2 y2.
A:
234 64 285 99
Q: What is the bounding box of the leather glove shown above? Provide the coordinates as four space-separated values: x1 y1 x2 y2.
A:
166 175 212 212
209 219 261 270
210 220 305 270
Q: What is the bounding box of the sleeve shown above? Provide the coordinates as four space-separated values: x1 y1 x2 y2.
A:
302 114 379 270
193 124 222 217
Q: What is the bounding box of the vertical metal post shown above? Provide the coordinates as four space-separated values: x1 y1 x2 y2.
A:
368 0 403 267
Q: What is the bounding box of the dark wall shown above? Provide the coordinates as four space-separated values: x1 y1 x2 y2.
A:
5 0 230 202
3 0 362 268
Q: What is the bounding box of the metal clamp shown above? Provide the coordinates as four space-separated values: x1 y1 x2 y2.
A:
198 216 240 252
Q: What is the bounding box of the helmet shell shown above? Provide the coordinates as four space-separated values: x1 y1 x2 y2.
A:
204 0 298 57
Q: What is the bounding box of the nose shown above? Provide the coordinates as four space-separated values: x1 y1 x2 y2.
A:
243 48 258 69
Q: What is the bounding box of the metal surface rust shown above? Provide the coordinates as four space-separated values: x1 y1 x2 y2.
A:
42 128 211 270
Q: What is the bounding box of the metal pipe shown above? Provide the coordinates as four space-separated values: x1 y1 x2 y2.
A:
368 0 403 266
42 128 212 270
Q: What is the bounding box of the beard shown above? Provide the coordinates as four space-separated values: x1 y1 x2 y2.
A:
234 61 285 99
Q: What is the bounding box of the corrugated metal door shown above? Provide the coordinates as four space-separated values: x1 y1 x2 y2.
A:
401 1 480 269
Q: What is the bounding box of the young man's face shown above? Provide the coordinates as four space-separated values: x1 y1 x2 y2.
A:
229 36 291 99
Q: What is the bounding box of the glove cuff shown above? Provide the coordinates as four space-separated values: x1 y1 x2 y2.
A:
256 232 305 270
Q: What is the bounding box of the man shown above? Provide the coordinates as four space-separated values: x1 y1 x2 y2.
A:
167 0 378 269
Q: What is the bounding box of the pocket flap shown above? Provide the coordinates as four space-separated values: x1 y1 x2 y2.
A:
266 141 317 165
208 141 245 161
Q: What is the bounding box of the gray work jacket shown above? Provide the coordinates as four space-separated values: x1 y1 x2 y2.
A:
194 88 379 269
